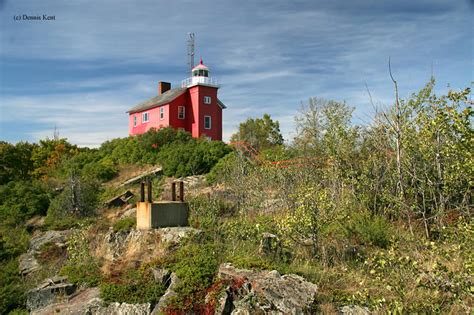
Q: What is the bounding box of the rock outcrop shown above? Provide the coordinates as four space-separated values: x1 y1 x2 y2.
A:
97 227 201 266
151 272 180 314
31 285 151 315
32 287 102 315
19 230 71 275
215 263 318 314
96 302 151 315
27 276 76 312
339 305 370 315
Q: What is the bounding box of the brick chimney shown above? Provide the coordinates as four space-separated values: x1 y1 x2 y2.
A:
158 81 171 95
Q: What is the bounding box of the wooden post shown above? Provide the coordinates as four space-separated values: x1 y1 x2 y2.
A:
171 182 176 201
140 182 145 202
179 181 184 202
147 180 152 203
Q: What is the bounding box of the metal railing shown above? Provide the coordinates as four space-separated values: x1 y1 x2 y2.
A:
181 76 219 88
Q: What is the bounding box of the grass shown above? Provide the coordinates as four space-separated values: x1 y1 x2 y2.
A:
100 268 166 305
113 217 136 233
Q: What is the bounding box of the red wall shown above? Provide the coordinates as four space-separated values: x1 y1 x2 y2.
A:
188 85 222 141
128 86 223 141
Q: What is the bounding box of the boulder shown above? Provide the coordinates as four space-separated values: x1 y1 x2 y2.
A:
27 276 76 311
151 267 171 286
158 227 202 244
217 263 318 314
18 231 71 276
339 305 370 315
213 290 233 315
30 230 71 251
96 302 151 315
151 273 180 314
120 207 137 218
32 287 103 315
100 227 201 263
19 251 41 275
20 230 71 276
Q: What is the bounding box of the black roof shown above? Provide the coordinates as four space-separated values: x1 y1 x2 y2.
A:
127 87 187 114
127 86 227 113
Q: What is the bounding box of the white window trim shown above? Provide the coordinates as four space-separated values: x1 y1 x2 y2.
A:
142 112 149 123
178 106 185 119
204 115 212 130
204 96 211 104
133 116 137 127
160 107 164 120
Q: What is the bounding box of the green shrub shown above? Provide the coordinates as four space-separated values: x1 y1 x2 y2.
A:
0 227 30 261
35 242 66 264
100 269 165 305
0 180 50 225
158 139 231 177
188 196 234 231
82 158 118 181
205 151 235 184
60 259 102 287
113 217 136 233
228 251 273 271
45 178 99 230
343 212 393 248
164 242 219 299
0 259 26 313
0 141 35 185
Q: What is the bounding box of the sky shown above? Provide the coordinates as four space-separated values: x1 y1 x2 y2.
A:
0 0 473 147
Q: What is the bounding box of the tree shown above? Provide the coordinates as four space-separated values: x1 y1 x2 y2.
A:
294 98 359 188
31 138 78 179
230 114 284 151
0 141 36 184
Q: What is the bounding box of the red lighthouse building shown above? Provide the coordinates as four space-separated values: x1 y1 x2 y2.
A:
127 59 226 141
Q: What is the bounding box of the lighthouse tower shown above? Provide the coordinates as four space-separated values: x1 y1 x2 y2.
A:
182 58 223 140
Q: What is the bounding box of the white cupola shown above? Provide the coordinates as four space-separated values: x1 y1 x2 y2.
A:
182 57 219 88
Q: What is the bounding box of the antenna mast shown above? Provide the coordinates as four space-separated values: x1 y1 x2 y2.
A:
53 125 59 140
187 33 195 76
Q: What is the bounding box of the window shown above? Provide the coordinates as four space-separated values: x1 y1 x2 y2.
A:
204 115 211 129
133 116 137 127
142 112 149 122
178 106 185 119
160 107 164 120
204 96 211 104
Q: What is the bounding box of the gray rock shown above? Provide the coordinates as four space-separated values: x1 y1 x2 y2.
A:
217 263 318 315
30 230 71 252
214 289 233 315
259 233 282 258
32 287 103 315
151 267 171 286
121 207 137 218
151 273 180 314
19 251 41 275
27 276 76 311
339 305 370 315
101 227 201 262
158 227 201 244
96 302 151 315
19 230 71 276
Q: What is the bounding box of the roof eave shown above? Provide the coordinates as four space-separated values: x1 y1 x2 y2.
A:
217 99 227 109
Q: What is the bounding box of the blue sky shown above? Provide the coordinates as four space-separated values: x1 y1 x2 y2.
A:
1 0 472 147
